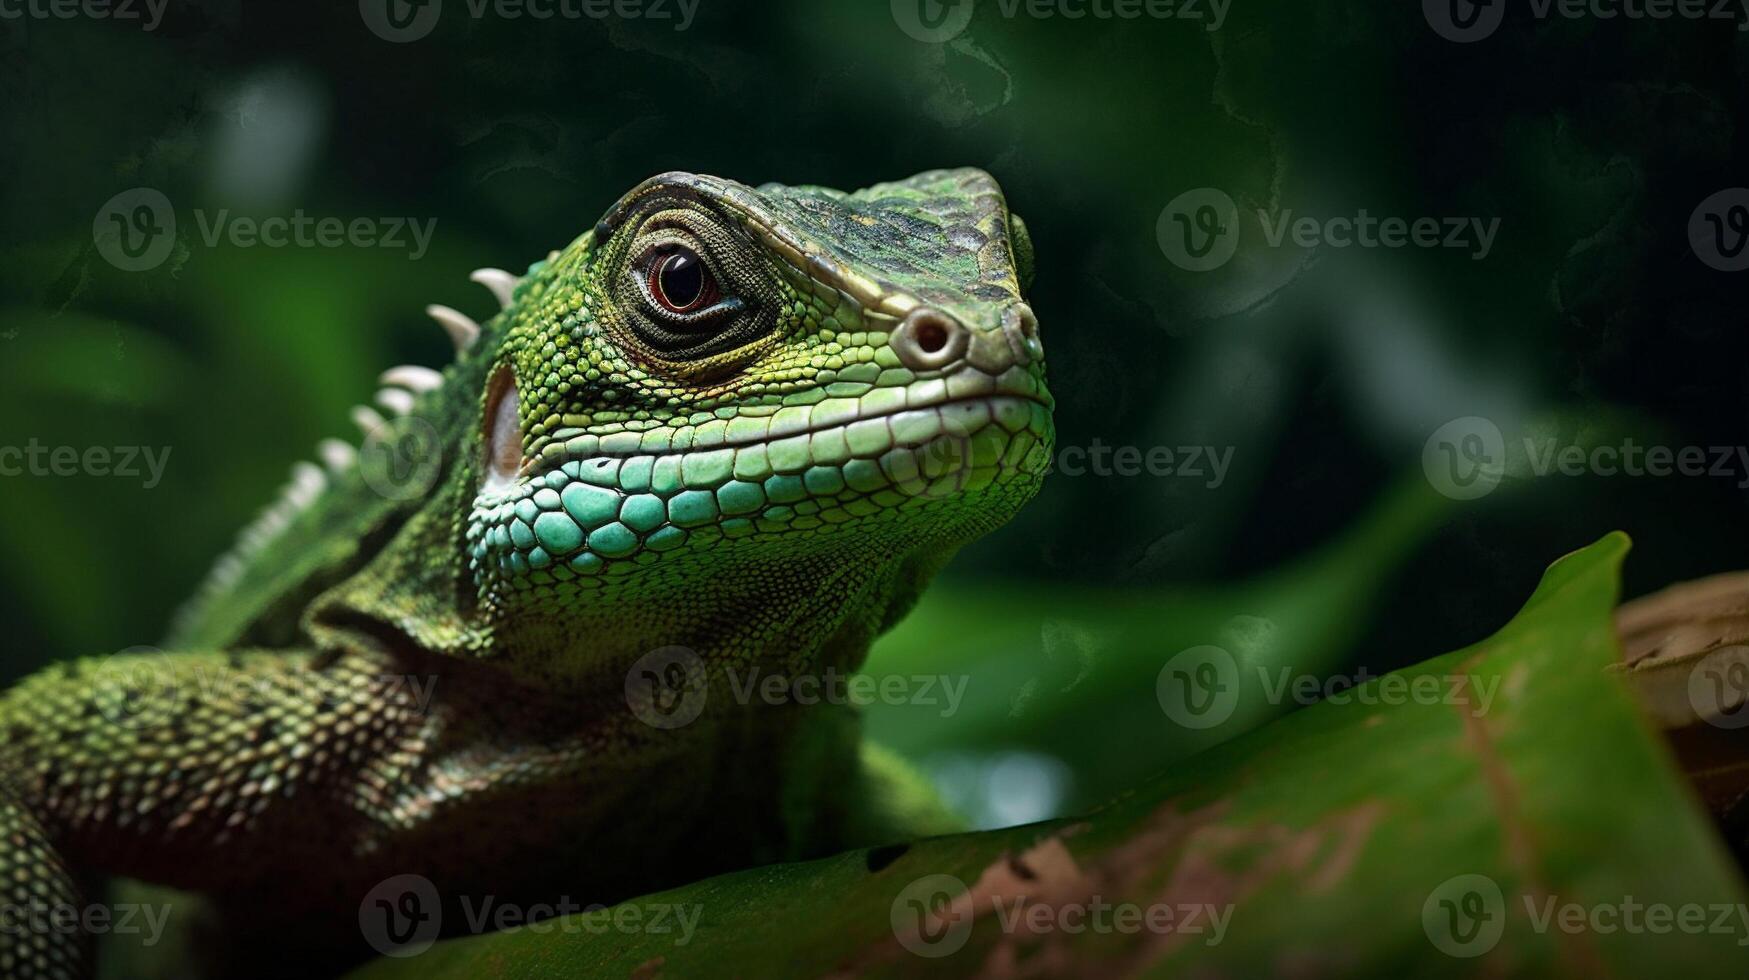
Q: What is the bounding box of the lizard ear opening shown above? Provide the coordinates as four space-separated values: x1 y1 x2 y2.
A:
482 365 522 492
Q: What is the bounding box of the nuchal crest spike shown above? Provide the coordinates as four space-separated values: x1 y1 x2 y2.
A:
469 267 519 309
426 304 480 353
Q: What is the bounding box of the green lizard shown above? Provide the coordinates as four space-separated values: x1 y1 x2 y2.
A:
0 168 1051 978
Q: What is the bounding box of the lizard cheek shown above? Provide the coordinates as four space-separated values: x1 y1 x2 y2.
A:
482 365 524 492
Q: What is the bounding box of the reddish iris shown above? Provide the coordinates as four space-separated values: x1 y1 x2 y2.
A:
649 247 716 314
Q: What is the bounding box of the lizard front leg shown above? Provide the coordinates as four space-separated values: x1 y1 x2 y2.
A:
0 785 90 979
0 646 435 978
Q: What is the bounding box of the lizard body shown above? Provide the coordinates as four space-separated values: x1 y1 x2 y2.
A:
0 168 1051 977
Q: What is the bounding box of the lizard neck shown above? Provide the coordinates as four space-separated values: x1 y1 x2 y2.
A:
331 642 868 904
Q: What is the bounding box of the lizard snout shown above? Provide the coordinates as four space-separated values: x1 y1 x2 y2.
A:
890 301 1042 374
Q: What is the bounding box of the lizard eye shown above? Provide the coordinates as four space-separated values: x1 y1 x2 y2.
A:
616 223 769 363
647 246 720 315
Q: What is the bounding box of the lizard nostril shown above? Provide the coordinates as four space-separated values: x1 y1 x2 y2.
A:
913 317 949 354
891 307 969 371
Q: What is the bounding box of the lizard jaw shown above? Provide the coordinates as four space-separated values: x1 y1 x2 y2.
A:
464 389 1053 593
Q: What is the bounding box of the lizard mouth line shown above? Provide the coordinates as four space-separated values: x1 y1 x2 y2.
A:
517 391 1054 480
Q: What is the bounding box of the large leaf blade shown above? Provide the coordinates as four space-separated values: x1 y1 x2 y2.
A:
350 533 1749 978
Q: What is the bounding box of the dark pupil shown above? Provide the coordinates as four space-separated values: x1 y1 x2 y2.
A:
658 250 705 309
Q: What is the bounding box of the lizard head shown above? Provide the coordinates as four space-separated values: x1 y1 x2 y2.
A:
457 170 1052 670
177 170 1048 677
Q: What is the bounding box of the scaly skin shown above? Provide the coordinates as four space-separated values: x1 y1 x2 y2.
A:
0 169 1052 977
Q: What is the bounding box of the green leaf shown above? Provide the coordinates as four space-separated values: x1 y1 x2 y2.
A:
349 532 1749 978
862 476 1450 814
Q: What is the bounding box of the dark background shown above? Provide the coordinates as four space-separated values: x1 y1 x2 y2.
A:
1 1 1746 735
